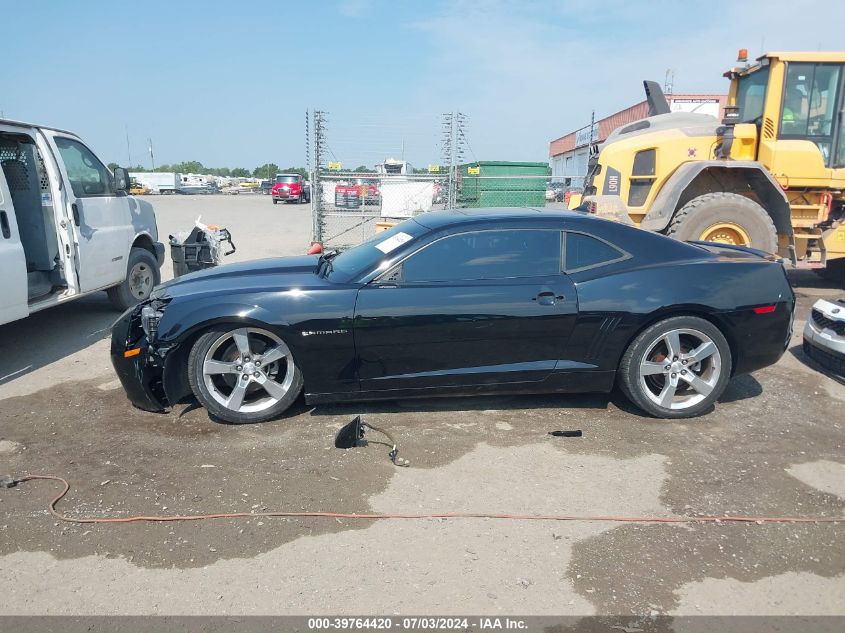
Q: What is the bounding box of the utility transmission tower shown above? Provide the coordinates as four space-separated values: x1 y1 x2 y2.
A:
311 110 328 242
664 68 675 96
440 111 469 208
305 109 310 174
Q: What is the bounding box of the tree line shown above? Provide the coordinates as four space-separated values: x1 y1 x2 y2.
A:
108 161 308 180
108 160 441 178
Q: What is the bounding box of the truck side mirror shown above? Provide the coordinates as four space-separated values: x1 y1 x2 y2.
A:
113 167 130 192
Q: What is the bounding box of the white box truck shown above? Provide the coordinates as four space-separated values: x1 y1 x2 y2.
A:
129 171 181 194
0 119 165 326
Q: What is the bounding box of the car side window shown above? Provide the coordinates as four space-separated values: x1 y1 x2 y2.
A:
400 229 561 283
54 137 114 198
564 231 626 271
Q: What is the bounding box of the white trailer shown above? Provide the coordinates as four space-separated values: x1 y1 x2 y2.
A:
181 173 211 186
129 172 182 194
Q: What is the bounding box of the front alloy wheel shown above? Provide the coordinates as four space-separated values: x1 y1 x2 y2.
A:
188 326 303 423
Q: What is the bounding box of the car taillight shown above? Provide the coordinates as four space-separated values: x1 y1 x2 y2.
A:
753 305 777 314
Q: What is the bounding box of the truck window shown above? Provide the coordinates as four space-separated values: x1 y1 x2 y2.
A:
54 137 114 197
736 66 769 123
780 63 842 165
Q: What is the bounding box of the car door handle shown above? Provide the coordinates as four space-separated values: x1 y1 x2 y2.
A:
72 203 80 227
0 211 10 239
533 291 564 306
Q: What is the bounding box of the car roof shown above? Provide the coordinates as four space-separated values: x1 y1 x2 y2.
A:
410 207 709 263
413 207 596 229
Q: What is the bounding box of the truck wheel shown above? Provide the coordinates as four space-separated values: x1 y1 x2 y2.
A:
272 199 278 204
107 247 161 310
667 192 778 253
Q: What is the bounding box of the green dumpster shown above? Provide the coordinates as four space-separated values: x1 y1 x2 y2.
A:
457 161 550 208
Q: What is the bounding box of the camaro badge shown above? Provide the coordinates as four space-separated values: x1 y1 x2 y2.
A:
301 329 348 337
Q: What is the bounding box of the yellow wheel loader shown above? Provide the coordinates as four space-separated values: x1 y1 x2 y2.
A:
574 51 845 278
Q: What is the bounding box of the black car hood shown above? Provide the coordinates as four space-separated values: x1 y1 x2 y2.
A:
153 255 325 299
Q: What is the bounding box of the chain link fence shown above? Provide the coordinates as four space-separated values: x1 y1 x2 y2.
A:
307 111 583 249
313 171 450 248
312 169 582 248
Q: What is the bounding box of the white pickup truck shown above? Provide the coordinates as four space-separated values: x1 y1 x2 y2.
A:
0 119 164 326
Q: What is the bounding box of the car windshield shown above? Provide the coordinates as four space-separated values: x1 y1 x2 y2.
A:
325 218 427 282
735 66 770 123
275 175 298 184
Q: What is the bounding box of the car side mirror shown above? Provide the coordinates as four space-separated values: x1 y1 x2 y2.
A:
113 167 130 192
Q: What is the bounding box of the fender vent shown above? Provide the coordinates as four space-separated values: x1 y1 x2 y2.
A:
586 316 622 360
763 117 775 139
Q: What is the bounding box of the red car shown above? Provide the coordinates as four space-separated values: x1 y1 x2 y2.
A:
272 174 310 204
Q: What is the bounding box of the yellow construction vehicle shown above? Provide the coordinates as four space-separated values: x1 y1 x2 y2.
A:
128 181 150 195
574 51 845 277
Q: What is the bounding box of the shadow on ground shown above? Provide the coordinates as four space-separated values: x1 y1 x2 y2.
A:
0 293 119 385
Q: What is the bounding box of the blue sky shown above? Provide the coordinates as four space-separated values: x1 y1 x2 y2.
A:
2 0 842 171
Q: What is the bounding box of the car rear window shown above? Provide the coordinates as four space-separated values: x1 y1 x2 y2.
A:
564 232 626 271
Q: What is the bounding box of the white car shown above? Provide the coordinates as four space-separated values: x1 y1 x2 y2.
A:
0 119 164 326
803 298 845 378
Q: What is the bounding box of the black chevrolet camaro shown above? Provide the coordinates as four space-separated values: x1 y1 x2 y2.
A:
111 209 794 423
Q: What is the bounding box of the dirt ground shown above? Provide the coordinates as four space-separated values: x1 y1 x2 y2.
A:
0 195 843 616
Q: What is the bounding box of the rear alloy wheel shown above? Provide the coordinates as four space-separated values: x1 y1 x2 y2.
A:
618 316 732 419
188 326 303 424
667 192 778 253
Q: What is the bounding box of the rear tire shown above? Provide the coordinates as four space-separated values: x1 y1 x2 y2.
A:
618 315 732 419
107 247 160 310
667 192 778 253
188 325 303 424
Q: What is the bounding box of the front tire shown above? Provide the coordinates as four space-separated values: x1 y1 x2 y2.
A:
188 325 303 424
667 192 778 253
107 247 160 310
618 316 732 419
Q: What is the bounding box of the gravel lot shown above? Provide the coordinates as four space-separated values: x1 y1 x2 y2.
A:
0 194 843 616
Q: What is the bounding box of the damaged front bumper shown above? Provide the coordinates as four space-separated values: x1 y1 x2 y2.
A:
110 303 171 412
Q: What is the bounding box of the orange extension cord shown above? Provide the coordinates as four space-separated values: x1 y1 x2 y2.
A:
9 475 845 526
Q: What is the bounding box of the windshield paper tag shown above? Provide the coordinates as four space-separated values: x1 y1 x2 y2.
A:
375 231 412 254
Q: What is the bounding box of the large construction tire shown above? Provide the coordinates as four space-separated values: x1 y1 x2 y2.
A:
667 192 778 253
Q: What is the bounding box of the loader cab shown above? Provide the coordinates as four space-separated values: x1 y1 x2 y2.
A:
777 61 844 168
729 52 845 183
